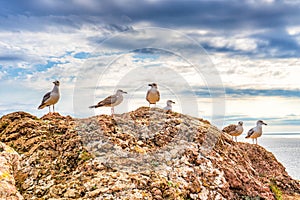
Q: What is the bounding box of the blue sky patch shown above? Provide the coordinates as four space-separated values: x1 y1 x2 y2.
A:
74 52 91 59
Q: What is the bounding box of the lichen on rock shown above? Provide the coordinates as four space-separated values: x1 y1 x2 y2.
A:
0 109 299 200
0 142 23 200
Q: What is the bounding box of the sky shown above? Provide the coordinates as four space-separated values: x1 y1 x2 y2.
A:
0 0 300 133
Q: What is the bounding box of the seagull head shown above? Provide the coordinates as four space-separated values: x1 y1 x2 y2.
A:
238 121 243 126
257 120 267 126
116 89 127 94
167 100 175 106
149 83 158 88
53 80 60 86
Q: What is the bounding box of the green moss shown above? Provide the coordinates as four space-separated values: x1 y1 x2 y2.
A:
269 182 282 200
151 161 159 167
167 181 179 188
79 151 93 162
91 185 97 191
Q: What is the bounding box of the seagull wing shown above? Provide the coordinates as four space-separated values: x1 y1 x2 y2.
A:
222 124 237 134
42 91 51 104
97 94 118 107
146 90 151 103
246 128 255 138
38 91 51 109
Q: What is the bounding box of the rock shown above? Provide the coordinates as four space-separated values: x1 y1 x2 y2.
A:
0 142 23 200
64 189 79 198
151 187 162 196
0 109 299 199
88 188 102 197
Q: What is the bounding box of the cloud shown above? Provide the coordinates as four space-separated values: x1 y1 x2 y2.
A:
1 1 300 29
1 1 300 59
0 0 300 133
212 55 300 90
190 86 300 99
224 88 300 98
0 55 24 62
229 114 300 126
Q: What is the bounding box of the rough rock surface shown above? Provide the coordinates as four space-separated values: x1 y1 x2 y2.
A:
0 142 23 200
0 108 299 199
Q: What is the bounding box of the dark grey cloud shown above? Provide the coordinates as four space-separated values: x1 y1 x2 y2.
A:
272 118 300 126
221 115 300 127
193 87 300 98
252 28 300 58
1 1 300 29
126 1 299 30
222 115 279 122
224 88 300 98
0 0 300 58
0 55 24 62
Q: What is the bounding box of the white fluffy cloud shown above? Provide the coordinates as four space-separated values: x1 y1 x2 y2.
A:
212 54 300 90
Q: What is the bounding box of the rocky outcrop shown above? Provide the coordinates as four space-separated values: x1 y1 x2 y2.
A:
0 142 23 200
0 108 299 199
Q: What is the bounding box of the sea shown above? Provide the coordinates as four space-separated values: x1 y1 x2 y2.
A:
241 133 300 180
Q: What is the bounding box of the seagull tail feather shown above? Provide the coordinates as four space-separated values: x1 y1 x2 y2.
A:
38 104 46 109
89 105 97 109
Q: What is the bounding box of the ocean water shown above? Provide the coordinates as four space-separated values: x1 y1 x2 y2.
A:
243 133 300 180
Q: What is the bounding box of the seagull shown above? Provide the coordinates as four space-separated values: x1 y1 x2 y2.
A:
245 120 267 144
163 100 175 111
222 121 244 142
89 89 127 116
146 83 160 107
38 80 60 113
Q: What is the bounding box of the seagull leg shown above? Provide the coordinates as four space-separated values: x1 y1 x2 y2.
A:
111 107 114 116
53 105 55 113
235 136 237 142
48 106 50 113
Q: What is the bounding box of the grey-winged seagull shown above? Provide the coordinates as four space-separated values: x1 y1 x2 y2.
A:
89 89 127 116
38 80 60 113
222 121 244 142
146 83 160 107
245 120 267 144
163 100 175 111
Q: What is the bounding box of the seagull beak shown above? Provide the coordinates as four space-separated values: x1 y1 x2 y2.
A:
172 101 175 104
263 122 267 125
148 84 152 86
123 91 127 94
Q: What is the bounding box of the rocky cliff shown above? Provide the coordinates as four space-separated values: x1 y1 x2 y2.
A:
0 108 299 199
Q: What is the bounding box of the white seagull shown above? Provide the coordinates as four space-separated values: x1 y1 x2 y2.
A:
245 120 267 144
222 121 244 142
163 100 175 112
146 83 160 107
89 89 127 116
38 80 60 113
